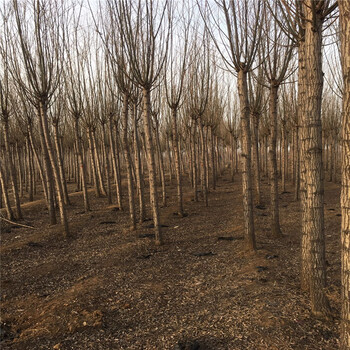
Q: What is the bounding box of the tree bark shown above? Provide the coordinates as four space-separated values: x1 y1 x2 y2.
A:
74 117 90 212
294 125 300 201
0 159 14 220
237 69 256 250
166 132 173 184
339 2 350 347
15 143 24 198
269 85 282 237
132 104 145 222
122 94 136 230
154 116 167 208
171 108 184 216
191 119 198 202
3 117 22 219
230 133 235 182
39 101 70 237
198 118 208 207
25 136 34 202
28 124 48 203
282 125 288 192
87 127 101 197
53 121 70 206
298 36 310 292
92 130 107 197
109 117 123 210
302 2 331 317
251 112 262 205
142 88 162 244
36 113 57 225
210 126 216 190
101 122 112 204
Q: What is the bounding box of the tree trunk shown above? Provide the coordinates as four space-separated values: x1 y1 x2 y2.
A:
109 117 123 210
154 116 166 208
142 88 161 244
230 133 235 182
53 122 70 206
15 143 24 198
264 135 268 177
28 124 48 203
74 117 90 212
0 159 14 220
339 2 350 347
235 136 239 174
26 137 34 202
132 104 145 222
333 141 338 183
92 130 107 197
101 123 112 204
205 126 210 189
198 118 208 206
3 117 22 219
191 119 198 202
36 114 57 225
39 101 70 237
171 108 184 216
282 126 288 192
299 37 310 292
237 69 256 250
251 112 262 205
122 94 136 230
87 127 101 197
294 125 300 201
329 141 334 182
302 2 331 317
166 132 173 184
210 126 216 190
269 85 282 237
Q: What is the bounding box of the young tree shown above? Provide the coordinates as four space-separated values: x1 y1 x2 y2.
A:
164 1 191 216
260 4 294 237
248 71 265 206
0 64 23 220
113 0 170 244
64 16 91 212
187 36 211 207
203 0 265 250
10 0 70 236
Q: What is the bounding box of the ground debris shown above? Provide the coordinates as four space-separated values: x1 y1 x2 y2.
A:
192 251 216 257
0 175 341 349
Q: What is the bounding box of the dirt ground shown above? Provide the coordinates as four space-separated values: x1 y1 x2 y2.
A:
0 173 342 349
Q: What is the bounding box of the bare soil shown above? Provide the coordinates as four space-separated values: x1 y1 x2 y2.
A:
0 174 341 349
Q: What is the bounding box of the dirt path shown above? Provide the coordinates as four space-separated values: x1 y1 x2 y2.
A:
0 174 341 349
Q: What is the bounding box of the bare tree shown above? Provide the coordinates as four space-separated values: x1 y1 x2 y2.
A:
276 0 337 318
9 0 70 236
64 11 91 212
112 0 170 244
0 57 23 220
130 91 145 222
187 35 211 207
202 0 265 250
248 70 265 206
225 90 240 182
164 0 192 216
260 3 295 237
300 0 337 318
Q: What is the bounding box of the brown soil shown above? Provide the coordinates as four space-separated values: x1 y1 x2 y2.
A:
0 174 341 349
